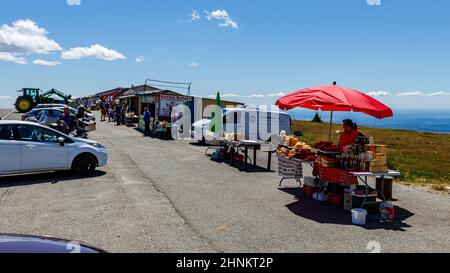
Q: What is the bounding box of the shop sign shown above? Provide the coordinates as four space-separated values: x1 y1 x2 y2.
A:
159 95 191 117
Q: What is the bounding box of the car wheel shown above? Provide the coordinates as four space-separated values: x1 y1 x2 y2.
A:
72 154 96 176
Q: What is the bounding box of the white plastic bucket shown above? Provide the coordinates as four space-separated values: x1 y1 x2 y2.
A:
351 209 368 226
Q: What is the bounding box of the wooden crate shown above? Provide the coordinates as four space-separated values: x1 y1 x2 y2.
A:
366 145 388 154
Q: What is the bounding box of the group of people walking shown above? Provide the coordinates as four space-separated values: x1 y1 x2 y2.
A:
98 100 154 137
99 100 127 126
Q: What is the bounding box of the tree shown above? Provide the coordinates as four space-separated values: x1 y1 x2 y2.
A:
312 112 323 123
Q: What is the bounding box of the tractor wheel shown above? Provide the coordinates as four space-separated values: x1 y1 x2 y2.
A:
15 97 34 113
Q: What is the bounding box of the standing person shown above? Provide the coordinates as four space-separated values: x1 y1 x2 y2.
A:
104 101 110 120
143 107 151 136
108 103 113 122
100 101 106 122
121 103 127 125
111 103 116 122
115 103 122 126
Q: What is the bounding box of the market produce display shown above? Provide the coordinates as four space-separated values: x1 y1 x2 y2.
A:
276 135 316 161
314 141 339 152
223 133 244 142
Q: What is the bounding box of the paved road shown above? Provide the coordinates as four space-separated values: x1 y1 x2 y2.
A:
0 109 13 119
0 113 449 252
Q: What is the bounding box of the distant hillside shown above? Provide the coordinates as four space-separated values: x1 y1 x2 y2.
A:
292 120 450 188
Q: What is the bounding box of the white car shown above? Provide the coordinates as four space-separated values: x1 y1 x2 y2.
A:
0 121 108 176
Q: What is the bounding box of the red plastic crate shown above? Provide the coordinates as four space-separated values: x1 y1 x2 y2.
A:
328 193 342 207
303 185 317 197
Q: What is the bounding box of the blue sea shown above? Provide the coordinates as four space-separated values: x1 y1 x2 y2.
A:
289 109 450 134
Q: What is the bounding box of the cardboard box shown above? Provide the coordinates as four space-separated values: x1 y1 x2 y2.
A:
366 145 388 154
370 164 388 173
344 191 352 211
374 153 388 166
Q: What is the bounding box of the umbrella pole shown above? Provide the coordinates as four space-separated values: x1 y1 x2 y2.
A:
328 111 334 142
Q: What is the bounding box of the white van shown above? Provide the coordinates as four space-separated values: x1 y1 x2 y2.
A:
192 107 292 143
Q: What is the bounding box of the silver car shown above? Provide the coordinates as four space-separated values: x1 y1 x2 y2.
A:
36 104 96 121
22 108 64 125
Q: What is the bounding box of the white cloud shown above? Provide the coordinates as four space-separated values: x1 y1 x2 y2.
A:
67 0 81 6
396 91 450 97
246 92 286 98
396 92 424 96
189 62 199 68
135 55 145 63
267 92 286 97
426 91 448 96
0 52 27 64
61 44 126 61
222 93 241 98
204 10 238 29
207 92 286 99
248 94 266 98
0 96 11 100
366 91 391 97
33 59 61 66
0 19 62 54
191 10 201 21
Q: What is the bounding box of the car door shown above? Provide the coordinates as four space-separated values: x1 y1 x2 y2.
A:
16 124 69 172
0 124 21 174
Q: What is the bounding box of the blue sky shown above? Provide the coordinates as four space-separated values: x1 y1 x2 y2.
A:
1 0 450 109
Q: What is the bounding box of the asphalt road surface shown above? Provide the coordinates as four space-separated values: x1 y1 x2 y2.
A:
0 111 449 252
0 109 14 120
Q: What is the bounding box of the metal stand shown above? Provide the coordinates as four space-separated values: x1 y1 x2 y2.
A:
279 177 302 188
354 172 399 208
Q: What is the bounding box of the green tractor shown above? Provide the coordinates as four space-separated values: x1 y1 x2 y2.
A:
15 88 72 113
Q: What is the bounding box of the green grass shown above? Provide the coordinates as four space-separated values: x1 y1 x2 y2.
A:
292 121 450 186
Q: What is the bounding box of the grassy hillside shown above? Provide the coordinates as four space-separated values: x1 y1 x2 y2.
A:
292 120 450 187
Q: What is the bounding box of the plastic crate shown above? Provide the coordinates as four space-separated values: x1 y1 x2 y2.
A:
303 185 317 197
328 193 343 207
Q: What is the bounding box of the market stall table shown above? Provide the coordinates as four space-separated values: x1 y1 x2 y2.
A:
227 140 274 171
125 114 139 126
351 170 401 207
314 164 401 208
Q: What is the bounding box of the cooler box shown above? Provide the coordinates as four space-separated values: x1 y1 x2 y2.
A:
84 121 97 132
376 176 394 200
352 192 378 214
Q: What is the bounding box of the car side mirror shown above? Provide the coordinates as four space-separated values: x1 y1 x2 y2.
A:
58 137 65 146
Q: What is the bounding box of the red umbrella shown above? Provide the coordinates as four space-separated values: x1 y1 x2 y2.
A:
276 82 394 140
